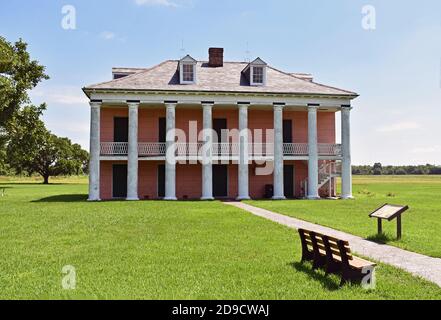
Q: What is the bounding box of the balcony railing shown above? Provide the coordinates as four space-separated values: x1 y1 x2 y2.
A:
100 142 342 157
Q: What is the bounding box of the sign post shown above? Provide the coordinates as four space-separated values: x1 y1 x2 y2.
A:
369 204 409 240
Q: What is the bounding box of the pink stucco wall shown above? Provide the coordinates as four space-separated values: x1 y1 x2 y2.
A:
98 107 336 200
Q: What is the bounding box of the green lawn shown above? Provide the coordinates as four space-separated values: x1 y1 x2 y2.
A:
1 176 441 299
248 175 441 258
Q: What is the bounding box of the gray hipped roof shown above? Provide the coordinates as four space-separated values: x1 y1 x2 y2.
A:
85 60 357 97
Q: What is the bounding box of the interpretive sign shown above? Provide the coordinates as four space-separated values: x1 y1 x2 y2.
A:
369 204 409 239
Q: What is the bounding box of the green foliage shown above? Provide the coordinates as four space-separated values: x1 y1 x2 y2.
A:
0 36 49 128
6 105 89 183
353 163 441 175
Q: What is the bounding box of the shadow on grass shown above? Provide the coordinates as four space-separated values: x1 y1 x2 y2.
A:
0 182 67 186
32 194 88 203
289 262 340 291
366 233 395 244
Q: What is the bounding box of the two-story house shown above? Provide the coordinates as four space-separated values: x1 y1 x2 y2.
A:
83 48 358 201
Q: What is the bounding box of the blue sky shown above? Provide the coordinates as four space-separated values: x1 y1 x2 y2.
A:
1 0 440 165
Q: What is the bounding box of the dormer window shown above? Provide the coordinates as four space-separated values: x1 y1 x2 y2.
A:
243 57 267 86
252 66 264 84
182 64 194 82
179 55 197 84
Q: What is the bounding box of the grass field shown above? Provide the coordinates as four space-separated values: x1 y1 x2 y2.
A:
248 175 441 258
1 175 441 299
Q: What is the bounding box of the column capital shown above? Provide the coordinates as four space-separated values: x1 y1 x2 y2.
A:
237 102 250 108
307 103 320 111
89 100 102 108
273 103 285 111
164 101 178 109
202 101 214 110
341 105 353 112
127 100 140 108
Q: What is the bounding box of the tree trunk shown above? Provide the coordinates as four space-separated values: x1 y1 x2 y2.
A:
43 175 49 184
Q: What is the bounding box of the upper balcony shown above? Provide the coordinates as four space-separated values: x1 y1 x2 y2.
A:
100 142 342 159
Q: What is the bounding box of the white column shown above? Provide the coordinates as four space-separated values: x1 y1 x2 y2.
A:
126 102 139 201
272 103 286 200
341 105 353 199
307 104 320 199
88 101 101 201
237 103 250 200
164 102 177 200
201 103 214 200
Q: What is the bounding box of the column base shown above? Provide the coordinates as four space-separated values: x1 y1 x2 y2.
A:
307 195 321 200
272 196 286 200
126 197 139 201
201 197 215 201
87 198 101 202
341 195 354 200
163 197 178 201
236 196 251 201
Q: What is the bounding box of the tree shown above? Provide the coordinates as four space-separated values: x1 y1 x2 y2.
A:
0 37 49 128
6 105 89 184
373 162 383 175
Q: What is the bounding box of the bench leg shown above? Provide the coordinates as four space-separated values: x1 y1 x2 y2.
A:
325 261 341 275
340 269 367 286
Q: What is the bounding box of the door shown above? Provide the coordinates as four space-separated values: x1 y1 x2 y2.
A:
284 165 294 198
158 118 166 143
213 165 228 198
213 119 227 156
114 117 129 142
157 164 165 198
113 164 127 198
213 119 227 143
283 119 293 143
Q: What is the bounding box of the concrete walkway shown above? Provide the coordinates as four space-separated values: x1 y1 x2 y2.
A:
224 201 441 287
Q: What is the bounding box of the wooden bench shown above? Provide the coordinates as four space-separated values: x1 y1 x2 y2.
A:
298 228 376 285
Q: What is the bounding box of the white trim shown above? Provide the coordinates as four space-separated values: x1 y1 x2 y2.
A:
88 92 354 108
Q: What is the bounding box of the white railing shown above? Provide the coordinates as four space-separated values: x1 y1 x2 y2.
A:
213 143 239 156
138 143 166 156
250 143 274 157
318 144 342 156
283 143 309 155
100 142 128 155
318 160 342 197
100 142 342 157
176 143 202 157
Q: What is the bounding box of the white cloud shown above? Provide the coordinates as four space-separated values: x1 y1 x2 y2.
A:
135 0 179 7
376 121 421 133
100 31 116 40
31 86 88 105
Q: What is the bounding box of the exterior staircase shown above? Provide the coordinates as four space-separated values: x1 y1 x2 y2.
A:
318 161 341 198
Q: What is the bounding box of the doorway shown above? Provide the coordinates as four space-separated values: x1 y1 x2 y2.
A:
284 165 294 198
213 165 228 198
114 117 128 142
157 164 165 198
112 164 127 198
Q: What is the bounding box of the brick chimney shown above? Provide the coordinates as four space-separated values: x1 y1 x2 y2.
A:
208 48 224 67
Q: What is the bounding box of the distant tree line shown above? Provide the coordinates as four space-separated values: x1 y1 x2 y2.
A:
353 163 441 175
